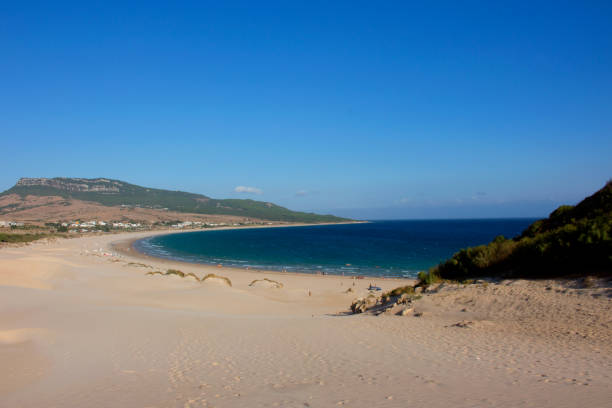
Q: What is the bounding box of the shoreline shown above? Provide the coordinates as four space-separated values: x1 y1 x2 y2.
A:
113 222 414 282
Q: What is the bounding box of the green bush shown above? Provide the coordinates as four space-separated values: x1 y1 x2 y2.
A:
428 181 612 280
384 285 415 297
416 268 442 286
0 233 48 243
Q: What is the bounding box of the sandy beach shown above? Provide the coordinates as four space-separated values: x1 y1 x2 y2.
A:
1 230 611 407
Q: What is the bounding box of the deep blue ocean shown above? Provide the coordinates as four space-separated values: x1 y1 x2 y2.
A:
134 219 536 278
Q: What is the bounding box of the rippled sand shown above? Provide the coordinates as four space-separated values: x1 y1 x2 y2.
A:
1 231 610 407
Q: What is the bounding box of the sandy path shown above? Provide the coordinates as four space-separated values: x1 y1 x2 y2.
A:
1 232 611 407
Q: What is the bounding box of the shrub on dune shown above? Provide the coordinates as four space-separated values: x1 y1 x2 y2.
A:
249 278 283 288
165 269 186 277
145 269 201 281
184 272 200 281
201 273 232 287
417 180 612 282
145 271 164 276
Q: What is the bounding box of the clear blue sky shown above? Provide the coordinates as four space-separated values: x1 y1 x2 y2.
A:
1 1 611 219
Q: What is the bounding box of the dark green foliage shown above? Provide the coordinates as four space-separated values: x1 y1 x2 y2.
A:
44 222 69 232
426 180 612 280
381 285 423 304
383 285 415 297
1 178 350 223
520 180 612 238
0 233 49 243
417 268 443 285
433 236 517 280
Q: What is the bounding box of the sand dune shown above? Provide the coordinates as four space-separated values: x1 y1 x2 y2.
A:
0 231 610 407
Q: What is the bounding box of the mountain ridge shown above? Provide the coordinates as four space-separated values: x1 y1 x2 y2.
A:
1 177 350 223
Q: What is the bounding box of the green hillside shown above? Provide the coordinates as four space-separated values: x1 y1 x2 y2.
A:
422 180 612 281
1 178 350 223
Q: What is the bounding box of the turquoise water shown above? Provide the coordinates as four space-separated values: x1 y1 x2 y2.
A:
134 219 536 278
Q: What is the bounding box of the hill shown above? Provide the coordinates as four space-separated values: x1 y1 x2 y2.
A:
422 180 612 281
0 177 350 224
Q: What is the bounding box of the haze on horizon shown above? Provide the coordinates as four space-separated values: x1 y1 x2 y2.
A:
1 2 611 219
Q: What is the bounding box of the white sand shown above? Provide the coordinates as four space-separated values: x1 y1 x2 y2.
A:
1 231 611 407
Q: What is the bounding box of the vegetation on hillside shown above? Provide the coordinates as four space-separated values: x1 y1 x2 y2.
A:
0 232 66 244
419 180 612 282
1 178 350 223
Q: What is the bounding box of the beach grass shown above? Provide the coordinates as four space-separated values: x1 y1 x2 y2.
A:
165 269 186 277
201 273 232 287
249 278 283 288
0 232 66 244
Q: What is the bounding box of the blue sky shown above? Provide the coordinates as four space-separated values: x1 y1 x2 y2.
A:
1 1 611 219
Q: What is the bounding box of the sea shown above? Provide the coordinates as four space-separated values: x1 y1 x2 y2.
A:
134 219 536 278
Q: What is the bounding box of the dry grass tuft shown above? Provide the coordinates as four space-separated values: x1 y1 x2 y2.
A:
127 262 152 268
201 273 232 287
184 272 200 281
383 285 415 298
145 269 198 281
249 278 283 288
144 269 235 286
165 269 186 277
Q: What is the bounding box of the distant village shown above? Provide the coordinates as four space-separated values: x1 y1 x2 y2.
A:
0 219 273 233
0 221 25 228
